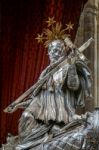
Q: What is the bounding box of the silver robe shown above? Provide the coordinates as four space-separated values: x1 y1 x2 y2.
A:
19 60 92 138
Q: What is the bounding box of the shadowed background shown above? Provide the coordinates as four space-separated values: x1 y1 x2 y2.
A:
0 0 87 145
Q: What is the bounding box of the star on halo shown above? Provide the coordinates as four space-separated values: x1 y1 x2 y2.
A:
46 17 56 27
65 21 74 33
35 34 44 43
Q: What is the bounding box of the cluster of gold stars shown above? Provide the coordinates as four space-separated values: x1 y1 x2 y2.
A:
35 17 74 47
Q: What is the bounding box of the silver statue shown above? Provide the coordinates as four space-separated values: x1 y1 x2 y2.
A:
2 38 97 150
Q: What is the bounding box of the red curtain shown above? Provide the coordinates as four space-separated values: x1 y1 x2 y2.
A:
0 0 87 145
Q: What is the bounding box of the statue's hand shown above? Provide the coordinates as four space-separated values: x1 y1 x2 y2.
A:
72 114 81 120
67 50 77 65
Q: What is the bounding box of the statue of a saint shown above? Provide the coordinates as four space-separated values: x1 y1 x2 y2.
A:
2 18 94 150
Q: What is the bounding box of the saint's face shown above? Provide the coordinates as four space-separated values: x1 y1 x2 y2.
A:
48 40 66 63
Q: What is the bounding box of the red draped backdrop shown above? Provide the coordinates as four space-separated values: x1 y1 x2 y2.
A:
0 0 87 145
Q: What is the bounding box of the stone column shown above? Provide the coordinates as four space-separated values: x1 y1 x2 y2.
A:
97 2 99 106
75 0 99 110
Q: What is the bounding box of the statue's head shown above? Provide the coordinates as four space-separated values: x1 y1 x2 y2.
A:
48 37 75 63
48 40 66 63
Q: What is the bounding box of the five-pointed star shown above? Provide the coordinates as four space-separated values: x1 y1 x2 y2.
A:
35 34 44 43
65 21 74 33
46 17 56 27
